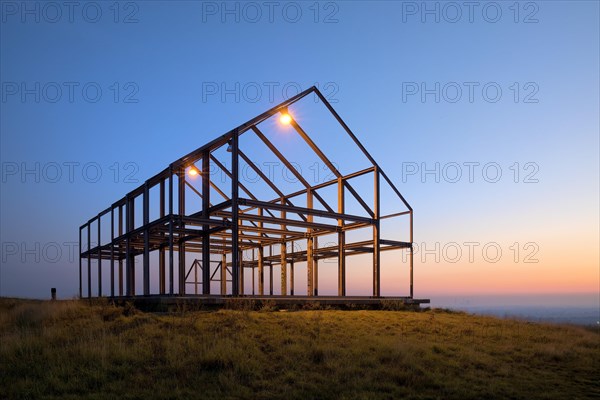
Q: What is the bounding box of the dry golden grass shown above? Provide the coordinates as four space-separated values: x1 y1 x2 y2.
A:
0 298 598 400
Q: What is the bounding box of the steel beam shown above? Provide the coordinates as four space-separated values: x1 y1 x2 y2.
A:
239 198 371 224
78 227 82 298
110 207 114 297
87 224 91 298
125 195 135 296
231 129 240 296
307 190 314 296
118 205 123 296
280 213 287 295
168 168 174 295
290 259 294 296
410 211 414 298
97 216 102 296
202 152 211 294
269 263 273 296
239 249 244 295
215 210 339 232
159 179 166 294
261 166 374 209
143 184 150 295
178 170 186 295
258 245 264 295
221 254 227 295
373 167 380 297
313 236 319 296
252 265 255 295
258 208 264 296
338 177 346 296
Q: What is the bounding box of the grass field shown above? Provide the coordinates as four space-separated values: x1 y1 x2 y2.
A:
0 298 598 400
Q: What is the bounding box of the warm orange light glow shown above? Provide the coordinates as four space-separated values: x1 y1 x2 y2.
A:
188 166 199 177
279 113 292 125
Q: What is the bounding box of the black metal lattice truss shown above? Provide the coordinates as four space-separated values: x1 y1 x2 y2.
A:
79 86 414 299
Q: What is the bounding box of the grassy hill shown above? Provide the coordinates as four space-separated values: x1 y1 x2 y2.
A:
0 298 598 400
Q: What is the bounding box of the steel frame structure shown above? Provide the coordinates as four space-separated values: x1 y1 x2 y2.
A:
79 86 415 300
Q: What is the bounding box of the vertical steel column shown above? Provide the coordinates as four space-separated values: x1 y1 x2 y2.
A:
110 208 115 297
239 249 244 295
220 253 227 295
307 189 314 296
280 244 287 296
258 246 264 295
78 226 82 298
159 179 166 294
373 168 381 297
143 184 150 295
337 177 346 296
86 224 91 298
280 198 287 295
168 167 174 295
258 208 264 295
118 205 123 296
178 169 186 295
252 250 255 292
269 263 273 295
231 129 240 296
97 216 102 297
202 152 211 294
125 195 134 296
313 237 319 296
410 210 414 298
194 261 198 295
132 198 137 296
290 259 294 296
130 196 136 295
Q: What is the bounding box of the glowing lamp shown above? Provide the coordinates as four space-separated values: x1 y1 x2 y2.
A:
279 113 292 125
188 166 200 177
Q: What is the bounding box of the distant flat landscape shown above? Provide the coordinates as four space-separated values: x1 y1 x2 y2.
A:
450 306 599 325
430 294 600 325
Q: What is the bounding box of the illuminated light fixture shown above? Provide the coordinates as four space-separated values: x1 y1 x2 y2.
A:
279 109 292 125
226 140 232 152
188 165 200 177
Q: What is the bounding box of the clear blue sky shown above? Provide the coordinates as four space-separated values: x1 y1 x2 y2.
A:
1 1 598 302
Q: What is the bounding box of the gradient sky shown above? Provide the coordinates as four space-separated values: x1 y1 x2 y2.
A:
1 1 598 305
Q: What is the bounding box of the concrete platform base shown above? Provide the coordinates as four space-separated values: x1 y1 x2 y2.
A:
101 295 430 311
